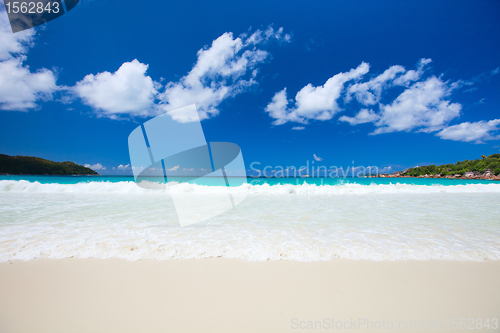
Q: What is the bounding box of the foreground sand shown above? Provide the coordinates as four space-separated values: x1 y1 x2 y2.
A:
0 259 499 333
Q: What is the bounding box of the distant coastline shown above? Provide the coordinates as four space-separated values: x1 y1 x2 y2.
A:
373 153 500 180
0 154 98 176
373 173 500 180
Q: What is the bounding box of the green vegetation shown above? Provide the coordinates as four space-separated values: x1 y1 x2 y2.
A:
0 154 98 175
404 154 500 177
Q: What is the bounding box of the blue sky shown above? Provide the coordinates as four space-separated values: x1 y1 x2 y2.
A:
0 0 499 175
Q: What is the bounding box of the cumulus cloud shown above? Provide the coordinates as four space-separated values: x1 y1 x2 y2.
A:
392 58 431 86
373 76 461 134
436 119 500 144
345 65 406 105
157 26 290 122
73 59 159 117
0 57 58 110
344 59 431 107
284 59 463 136
266 58 437 127
84 163 106 171
0 12 58 111
0 16 34 61
266 58 461 133
266 62 369 125
267 58 498 144
71 26 289 121
292 126 305 130
265 88 294 124
339 108 379 125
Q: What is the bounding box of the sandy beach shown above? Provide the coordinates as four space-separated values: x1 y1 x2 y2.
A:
0 259 499 333
1 0 500 332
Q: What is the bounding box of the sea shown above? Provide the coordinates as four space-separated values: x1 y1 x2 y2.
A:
1 175 499 262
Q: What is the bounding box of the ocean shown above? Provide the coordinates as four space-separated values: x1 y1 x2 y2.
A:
1 176 499 262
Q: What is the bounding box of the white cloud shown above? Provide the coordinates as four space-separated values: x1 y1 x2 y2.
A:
73 27 289 121
243 26 291 45
266 62 369 125
0 57 58 110
392 58 431 86
313 154 323 161
157 26 290 122
292 126 305 130
339 59 431 107
373 76 461 134
436 119 500 144
84 163 106 171
0 16 34 61
103 164 134 175
167 165 179 171
380 166 393 173
73 59 158 117
0 13 58 111
346 65 406 105
339 108 379 125
265 88 297 124
338 59 463 135
268 58 482 145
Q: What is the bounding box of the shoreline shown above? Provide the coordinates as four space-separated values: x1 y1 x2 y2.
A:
374 174 500 180
1 258 499 333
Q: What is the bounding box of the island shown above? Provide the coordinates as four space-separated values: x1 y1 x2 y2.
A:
0 154 99 175
375 153 500 180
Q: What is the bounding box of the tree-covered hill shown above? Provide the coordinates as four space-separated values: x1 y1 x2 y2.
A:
403 154 500 177
0 154 99 175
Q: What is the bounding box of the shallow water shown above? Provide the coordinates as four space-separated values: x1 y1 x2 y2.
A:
1 178 499 262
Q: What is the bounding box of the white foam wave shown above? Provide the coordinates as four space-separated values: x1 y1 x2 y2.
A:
1 180 500 262
1 180 500 195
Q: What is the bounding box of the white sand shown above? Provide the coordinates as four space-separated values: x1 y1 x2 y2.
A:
0 259 499 332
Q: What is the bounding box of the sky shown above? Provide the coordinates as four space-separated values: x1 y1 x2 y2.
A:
0 0 499 175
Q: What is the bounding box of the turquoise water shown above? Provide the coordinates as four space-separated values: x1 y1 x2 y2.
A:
0 175 496 186
246 177 497 186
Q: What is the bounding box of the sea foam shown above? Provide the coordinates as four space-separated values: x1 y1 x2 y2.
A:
2 179 500 195
1 180 500 262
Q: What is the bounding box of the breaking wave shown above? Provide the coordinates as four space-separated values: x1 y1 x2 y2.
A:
2 180 500 195
1 180 500 262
